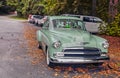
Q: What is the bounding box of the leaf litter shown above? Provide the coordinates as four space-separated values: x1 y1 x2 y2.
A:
24 25 120 78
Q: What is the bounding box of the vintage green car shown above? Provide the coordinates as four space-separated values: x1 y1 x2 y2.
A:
36 16 109 66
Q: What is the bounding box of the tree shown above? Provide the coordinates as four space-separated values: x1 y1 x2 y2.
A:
92 0 96 16
96 0 109 22
6 0 44 17
100 13 120 37
6 0 119 22
0 0 11 14
42 0 92 15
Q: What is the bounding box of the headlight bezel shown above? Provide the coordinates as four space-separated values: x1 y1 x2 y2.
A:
53 41 61 48
102 41 109 49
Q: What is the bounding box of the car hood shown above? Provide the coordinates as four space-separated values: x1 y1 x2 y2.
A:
49 29 92 44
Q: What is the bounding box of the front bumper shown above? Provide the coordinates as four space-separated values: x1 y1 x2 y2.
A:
50 56 109 64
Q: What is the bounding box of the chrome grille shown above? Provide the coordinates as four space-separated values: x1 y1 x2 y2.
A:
62 47 101 58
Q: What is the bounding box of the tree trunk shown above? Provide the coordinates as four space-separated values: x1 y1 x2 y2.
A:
92 0 96 16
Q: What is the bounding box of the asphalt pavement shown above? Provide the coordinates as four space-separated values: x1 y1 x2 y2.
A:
0 15 49 78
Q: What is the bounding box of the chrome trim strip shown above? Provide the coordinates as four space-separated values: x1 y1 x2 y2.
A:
62 47 101 52
51 58 109 64
63 47 84 50
62 52 100 54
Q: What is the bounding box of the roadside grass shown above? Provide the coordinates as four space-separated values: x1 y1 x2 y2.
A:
10 16 27 20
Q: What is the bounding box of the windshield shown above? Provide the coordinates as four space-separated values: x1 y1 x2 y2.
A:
52 19 85 30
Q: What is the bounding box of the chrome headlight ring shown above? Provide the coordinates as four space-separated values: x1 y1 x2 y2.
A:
102 41 109 49
53 41 61 48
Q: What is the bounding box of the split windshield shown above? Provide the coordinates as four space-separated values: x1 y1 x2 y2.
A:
52 19 84 30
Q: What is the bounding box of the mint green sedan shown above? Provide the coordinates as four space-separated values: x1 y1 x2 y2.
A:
36 16 109 66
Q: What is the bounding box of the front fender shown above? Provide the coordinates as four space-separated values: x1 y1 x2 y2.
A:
36 30 42 42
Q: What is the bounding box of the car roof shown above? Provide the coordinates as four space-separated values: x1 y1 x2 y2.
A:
48 16 83 21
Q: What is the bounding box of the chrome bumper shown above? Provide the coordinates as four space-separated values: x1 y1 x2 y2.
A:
50 57 109 64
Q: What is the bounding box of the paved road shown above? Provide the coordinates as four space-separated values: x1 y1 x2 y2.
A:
0 15 64 78
0 16 39 78
0 15 33 78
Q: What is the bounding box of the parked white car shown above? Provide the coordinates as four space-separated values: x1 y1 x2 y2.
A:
36 16 48 26
28 15 40 24
62 14 104 33
34 15 44 25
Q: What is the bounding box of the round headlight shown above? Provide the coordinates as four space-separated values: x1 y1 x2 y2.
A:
53 41 61 48
102 41 109 49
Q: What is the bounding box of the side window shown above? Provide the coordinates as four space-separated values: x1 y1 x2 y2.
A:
83 17 93 22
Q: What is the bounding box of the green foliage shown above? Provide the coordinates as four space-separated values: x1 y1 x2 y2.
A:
5 0 120 23
117 1 120 13
0 0 12 14
41 0 92 15
99 14 120 37
6 0 44 18
99 22 107 34
96 0 109 22
5 0 109 18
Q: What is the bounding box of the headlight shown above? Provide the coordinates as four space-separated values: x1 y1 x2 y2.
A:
54 52 64 57
53 41 61 48
102 41 109 49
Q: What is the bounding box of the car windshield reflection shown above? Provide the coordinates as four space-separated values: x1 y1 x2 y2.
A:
52 19 83 30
